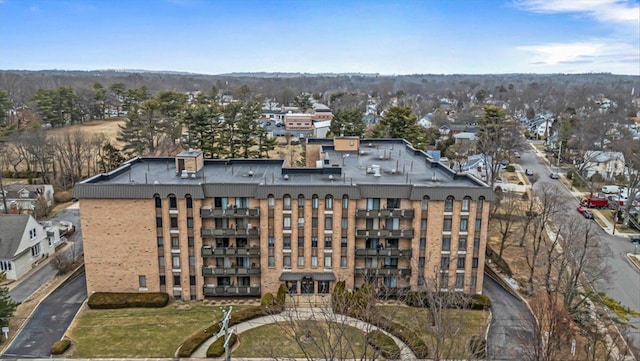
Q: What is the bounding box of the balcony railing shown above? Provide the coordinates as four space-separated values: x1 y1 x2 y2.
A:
354 267 411 277
200 207 260 218
203 286 261 297
354 248 412 258
202 246 260 257
201 227 260 238
202 266 261 276
355 208 415 218
355 228 414 238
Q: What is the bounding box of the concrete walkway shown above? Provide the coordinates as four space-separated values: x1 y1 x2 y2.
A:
191 307 417 360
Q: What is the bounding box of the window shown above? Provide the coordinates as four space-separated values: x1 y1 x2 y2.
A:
473 237 480 251
440 273 449 288
442 238 451 251
156 217 163 228
420 238 426 250
190 275 196 286
325 195 333 209
445 196 454 212
421 219 428 230
187 217 194 228
342 195 349 209
312 195 319 209
367 198 380 210
158 256 165 267
341 237 348 248
172 256 180 268
340 256 347 267
459 237 467 251
311 237 318 248
0 261 12 271
298 194 305 208
157 236 164 246
283 237 291 249
312 217 318 228
268 237 275 248
421 196 429 210
268 195 275 209
472 257 479 269
214 197 229 209
461 197 470 212
418 276 425 286
283 195 291 210
139 275 147 288
31 244 40 257
298 237 305 248
298 256 304 267
154 195 162 208
387 198 400 208
318 281 330 293
460 218 468 232
268 256 275 267
456 274 464 289
477 197 484 211
419 257 425 268
440 256 450 270
311 256 318 267
283 255 291 268
169 195 177 209
443 217 452 231
324 255 332 267
171 237 179 248
341 218 348 229
188 237 194 247
298 217 305 227
287 281 298 293
471 273 478 289
235 197 248 208
173 275 181 286
324 237 332 248
170 217 178 228
457 256 466 269
159 275 166 285
475 219 482 231
189 256 195 267
283 217 291 229
186 195 192 209
324 217 333 230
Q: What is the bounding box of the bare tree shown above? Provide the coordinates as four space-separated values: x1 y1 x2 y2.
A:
495 192 522 258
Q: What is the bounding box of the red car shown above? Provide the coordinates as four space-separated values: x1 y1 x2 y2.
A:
577 205 588 214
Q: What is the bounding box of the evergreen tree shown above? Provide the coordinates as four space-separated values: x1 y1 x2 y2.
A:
0 274 17 328
371 106 426 148
329 108 366 137
0 90 12 127
235 101 261 158
180 103 222 158
293 93 313 113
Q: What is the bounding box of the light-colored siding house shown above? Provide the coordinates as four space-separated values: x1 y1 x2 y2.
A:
0 184 55 214
0 215 60 281
581 151 626 180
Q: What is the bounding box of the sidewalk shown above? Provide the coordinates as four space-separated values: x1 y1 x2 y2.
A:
191 307 417 360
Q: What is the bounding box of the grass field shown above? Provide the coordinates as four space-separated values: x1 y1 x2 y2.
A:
47 117 127 145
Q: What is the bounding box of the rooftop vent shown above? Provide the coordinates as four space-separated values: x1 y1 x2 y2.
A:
248 170 254 177
180 170 188 179
284 174 290 180
328 175 334 181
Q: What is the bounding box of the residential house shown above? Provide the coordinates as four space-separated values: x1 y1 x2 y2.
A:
581 151 626 180
0 215 61 281
0 184 55 214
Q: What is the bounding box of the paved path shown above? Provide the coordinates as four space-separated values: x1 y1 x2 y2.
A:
191 307 417 360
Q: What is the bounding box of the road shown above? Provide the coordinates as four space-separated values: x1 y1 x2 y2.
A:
9 207 83 304
483 275 535 360
1 272 87 359
520 144 640 349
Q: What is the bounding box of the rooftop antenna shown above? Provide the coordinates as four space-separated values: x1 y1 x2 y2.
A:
272 173 275 183
128 171 131 182
406 173 409 183
145 173 148 184
411 161 414 171
166 160 170 170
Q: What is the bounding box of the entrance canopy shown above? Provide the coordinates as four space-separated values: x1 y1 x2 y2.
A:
279 272 336 281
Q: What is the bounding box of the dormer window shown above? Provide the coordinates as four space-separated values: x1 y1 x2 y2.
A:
29 228 37 239
19 190 30 198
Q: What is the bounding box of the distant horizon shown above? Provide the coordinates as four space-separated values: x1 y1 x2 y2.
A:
1 0 639 76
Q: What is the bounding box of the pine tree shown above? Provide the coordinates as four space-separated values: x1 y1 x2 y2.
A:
0 277 17 327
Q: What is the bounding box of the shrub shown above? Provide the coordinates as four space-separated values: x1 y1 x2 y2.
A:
87 292 169 309
505 165 515 172
366 330 400 359
590 173 604 183
53 190 73 203
276 284 287 306
260 292 274 307
374 316 429 358
229 306 269 325
177 323 221 357
206 333 238 357
50 339 71 355
468 335 486 358
468 294 492 310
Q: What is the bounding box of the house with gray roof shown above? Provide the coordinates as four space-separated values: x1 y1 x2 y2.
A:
0 214 61 281
0 184 55 214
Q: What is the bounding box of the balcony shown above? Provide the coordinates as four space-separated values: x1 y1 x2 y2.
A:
355 228 414 238
203 286 261 297
355 208 415 218
201 227 260 238
354 248 412 258
354 267 412 277
202 246 260 257
200 207 260 218
202 266 261 276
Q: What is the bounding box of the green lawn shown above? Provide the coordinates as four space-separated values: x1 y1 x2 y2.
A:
378 305 488 358
232 321 375 359
68 302 250 357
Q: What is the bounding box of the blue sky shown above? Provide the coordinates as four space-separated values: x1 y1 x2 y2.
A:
0 0 638 75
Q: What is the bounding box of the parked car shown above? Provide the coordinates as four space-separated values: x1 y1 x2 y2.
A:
514 151 521 158
577 205 588 214
582 209 595 219
602 185 620 194
549 172 559 179
525 168 534 176
629 235 640 243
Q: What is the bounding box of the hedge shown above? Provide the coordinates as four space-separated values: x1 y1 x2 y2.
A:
373 316 429 359
261 292 274 307
276 284 287 306
177 323 222 357
468 294 492 310
50 339 71 355
206 333 238 357
366 330 400 359
87 292 169 309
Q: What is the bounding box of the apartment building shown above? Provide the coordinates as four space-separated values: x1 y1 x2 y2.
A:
74 138 493 300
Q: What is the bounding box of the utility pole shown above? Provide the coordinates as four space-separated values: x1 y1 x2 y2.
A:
0 172 8 214
218 306 233 361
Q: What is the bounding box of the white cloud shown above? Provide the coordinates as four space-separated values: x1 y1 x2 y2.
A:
514 0 640 25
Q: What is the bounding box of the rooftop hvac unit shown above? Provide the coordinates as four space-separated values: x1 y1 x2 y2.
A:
180 170 188 179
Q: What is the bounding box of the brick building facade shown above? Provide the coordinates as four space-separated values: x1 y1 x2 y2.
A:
74 139 493 300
